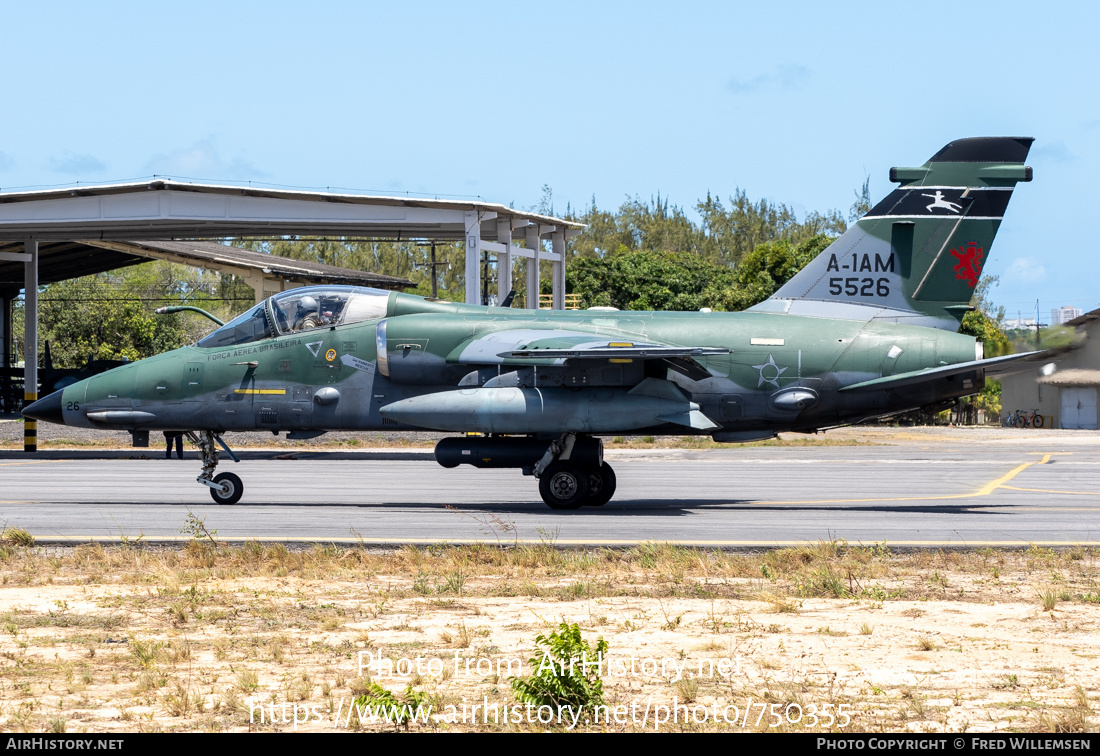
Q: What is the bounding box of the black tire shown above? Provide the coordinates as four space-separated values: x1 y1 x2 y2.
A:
210 472 243 505
1033 414 1045 429
1014 415 1026 429
584 463 617 507
538 463 589 510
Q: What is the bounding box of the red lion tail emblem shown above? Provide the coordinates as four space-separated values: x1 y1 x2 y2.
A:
950 242 984 288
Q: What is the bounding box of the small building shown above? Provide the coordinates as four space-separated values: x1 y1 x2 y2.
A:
1000 307 1100 429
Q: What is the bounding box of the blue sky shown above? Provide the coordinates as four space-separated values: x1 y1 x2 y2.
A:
2 1 1096 319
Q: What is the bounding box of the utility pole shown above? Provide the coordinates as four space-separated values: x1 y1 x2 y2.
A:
1035 299 1042 348
415 241 450 299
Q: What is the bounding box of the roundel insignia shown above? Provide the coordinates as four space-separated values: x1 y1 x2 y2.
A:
325 349 337 362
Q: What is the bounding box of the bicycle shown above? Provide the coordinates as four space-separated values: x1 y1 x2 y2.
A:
1006 408 1045 428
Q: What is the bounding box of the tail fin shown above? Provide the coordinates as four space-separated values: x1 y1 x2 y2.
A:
750 137 1033 330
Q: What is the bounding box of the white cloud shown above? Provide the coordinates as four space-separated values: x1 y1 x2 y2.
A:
1005 256 1047 283
143 138 268 181
728 65 809 94
1031 140 1073 164
45 152 107 174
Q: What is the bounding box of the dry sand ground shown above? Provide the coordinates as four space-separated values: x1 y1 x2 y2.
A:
2 424 1098 733
0 539 1097 734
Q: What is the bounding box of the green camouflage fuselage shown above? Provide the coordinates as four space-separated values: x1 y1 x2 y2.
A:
37 137 1033 442
51 291 979 437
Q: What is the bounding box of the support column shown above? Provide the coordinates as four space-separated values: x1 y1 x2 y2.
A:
496 219 512 303
552 228 566 310
464 211 482 306
239 268 297 305
0 294 6 368
1 295 9 417
24 240 38 452
525 225 540 309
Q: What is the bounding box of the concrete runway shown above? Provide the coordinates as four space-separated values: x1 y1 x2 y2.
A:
2 437 1099 547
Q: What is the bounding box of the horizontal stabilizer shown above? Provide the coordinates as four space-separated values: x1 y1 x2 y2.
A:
839 351 1043 392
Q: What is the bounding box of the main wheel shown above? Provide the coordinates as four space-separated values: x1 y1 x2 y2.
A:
210 472 243 505
538 463 589 510
584 463 617 507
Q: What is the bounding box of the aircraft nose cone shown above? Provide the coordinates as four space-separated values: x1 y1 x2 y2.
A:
22 390 65 425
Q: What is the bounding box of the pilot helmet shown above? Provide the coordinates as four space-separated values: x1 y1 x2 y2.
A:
297 295 319 314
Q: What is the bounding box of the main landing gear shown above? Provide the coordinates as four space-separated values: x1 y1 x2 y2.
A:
188 430 243 505
533 434 616 510
434 433 617 510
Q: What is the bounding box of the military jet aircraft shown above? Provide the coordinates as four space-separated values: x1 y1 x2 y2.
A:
23 136 1040 509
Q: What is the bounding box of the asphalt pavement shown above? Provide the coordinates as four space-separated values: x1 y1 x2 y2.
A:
2 435 1098 547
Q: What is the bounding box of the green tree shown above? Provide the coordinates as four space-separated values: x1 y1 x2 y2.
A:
566 234 835 314
960 310 1011 357
717 234 834 311
15 260 241 368
970 274 1006 325
567 194 709 261
29 277 175 366
566 248 739 311
849 176 872 223
229 236 468 301
696 189 845 268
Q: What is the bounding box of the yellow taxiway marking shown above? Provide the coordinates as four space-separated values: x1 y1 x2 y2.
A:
0 460 57 467
1027 452 1073 463
763 451 1083 505
974 462 1035 495
762 460 1036 505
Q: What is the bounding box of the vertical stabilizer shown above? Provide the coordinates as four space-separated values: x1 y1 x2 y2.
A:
750 137 1033 330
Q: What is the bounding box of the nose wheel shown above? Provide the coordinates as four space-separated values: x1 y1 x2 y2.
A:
209 472 243 505
190 430 244 505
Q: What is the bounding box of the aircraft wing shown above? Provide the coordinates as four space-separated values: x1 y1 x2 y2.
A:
839 351 1044 392
501 345 729 360
446 329 729 378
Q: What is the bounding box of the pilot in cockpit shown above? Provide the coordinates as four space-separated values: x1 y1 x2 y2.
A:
295 295 321 331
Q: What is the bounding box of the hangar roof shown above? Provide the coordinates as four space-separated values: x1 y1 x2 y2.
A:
0 180 584 241
0 239 413 298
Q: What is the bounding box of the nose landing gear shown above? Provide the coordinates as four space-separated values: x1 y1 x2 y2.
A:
188 431 243 505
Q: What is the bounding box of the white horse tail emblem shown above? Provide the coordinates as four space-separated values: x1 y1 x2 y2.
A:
921 190 962 213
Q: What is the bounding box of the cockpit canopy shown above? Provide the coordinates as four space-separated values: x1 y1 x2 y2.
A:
196 286 391 349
